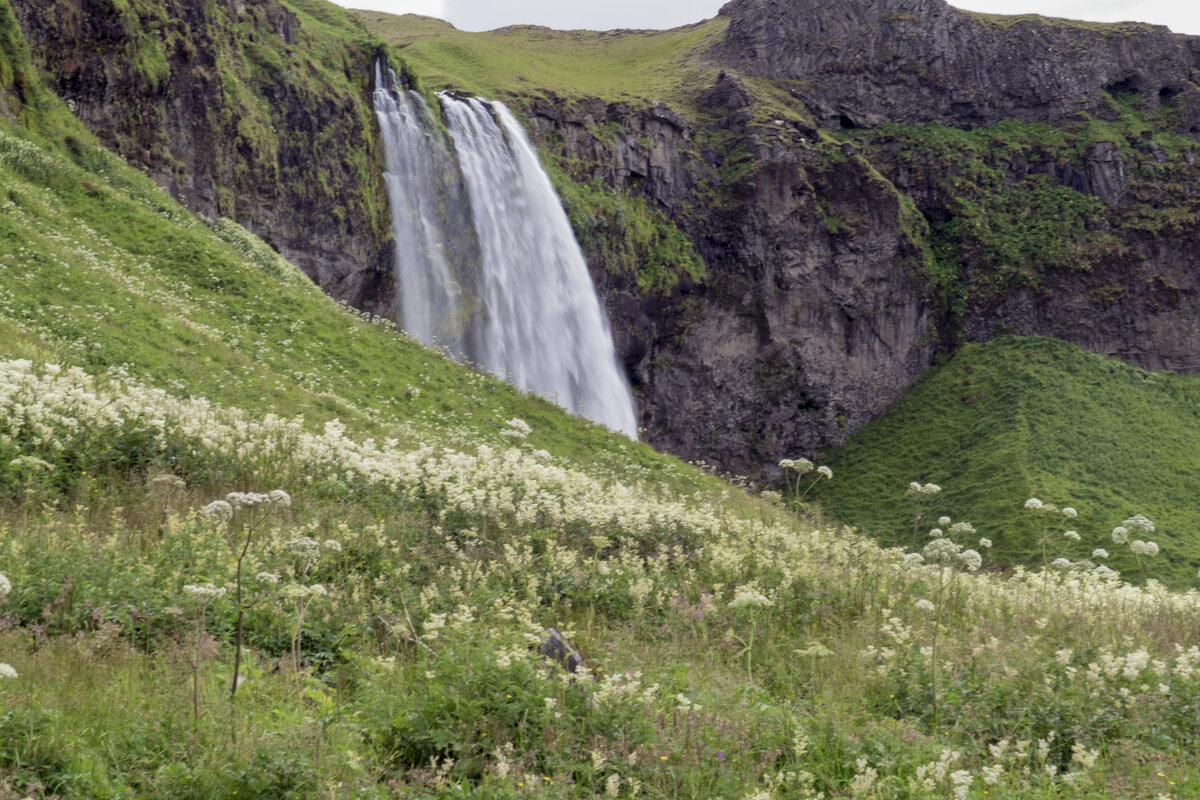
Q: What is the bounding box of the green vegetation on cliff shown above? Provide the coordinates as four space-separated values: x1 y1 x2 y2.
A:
855 105 1200 303
11 0 395 278
548 161 706 295
816 336 1200 586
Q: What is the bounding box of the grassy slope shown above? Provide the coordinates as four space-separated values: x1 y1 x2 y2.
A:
359 12 728 109
816 336 1200 586
0 26 679 483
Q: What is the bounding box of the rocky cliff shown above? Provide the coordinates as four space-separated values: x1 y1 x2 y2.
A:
509 0 1200 475
9 0 395 310
526 89 936 471
716 0 1200 132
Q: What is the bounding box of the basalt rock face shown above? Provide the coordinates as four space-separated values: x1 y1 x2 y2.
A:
525 90 937 475
715 0 1200 133
10 0 394 311
516 0 1200 476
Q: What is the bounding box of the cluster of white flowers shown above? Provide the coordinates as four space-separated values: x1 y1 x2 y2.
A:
1112 515 1159 557
0 663 17 679
729 586 773 610
1131 540 1160 557
958 549 983 571
500 418 531 439
908 482 941 496
779 457 814 474
286 536 320 557
226 490 291 509
922 536 962 564
200 500 234 521
183 583 227 600
279 583 327 600
816 465 832 480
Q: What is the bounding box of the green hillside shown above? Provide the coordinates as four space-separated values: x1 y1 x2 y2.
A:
357 12 728 108
5 2 1200 798
815 336 1200 586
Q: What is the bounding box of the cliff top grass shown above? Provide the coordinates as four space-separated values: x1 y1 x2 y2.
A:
814 336 1200 587
358 11 729 108
961 9 1165 35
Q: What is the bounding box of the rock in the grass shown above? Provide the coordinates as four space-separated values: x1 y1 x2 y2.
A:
539 628 586 673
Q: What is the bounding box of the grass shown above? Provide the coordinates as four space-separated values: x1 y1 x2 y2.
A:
358 11 729 110
814 336 1200 587
962 11 1161 35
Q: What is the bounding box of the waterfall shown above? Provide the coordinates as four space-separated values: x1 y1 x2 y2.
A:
373 66 638 439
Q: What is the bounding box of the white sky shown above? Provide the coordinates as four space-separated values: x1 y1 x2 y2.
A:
333 0 1200 35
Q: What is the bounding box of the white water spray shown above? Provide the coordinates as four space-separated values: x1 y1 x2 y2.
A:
372 67 638 438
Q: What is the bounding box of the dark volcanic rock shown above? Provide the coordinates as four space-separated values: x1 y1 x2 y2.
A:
526 92 936 476
515 1 1200 476
11 0 394 312
715 0 1200 133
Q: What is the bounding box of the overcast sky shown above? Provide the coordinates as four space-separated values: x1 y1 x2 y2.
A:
333 0 1200 35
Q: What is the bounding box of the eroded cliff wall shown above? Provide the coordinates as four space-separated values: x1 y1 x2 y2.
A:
10 0 395 310
514 0 1200 475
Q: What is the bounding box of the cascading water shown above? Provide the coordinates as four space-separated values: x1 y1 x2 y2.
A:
373 66 638 439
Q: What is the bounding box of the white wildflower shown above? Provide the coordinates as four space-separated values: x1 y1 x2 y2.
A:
1123 514 1155 533
0 663 17 679
0 572 10 600
286 536 320 556
938 516 952 527
200 500 233 522
255 572 280 585
1062 507 1078 518
1131 540 1160 557
1051 557 1072 569
183 583 227 600
949 770 973 800
978 538 992 549
729 586 773 610
1063 530 1081 541
1092 548 1109 559
1112 526 1129 544
958 549 982 571
817 465 832 480
780 457 814 474
915 598 936 613
502 418 532 438
1025 498 1043 510
851 758 878 794
268 489 292 507
949 521 976 535
922 537 961 563
322 539 343 553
